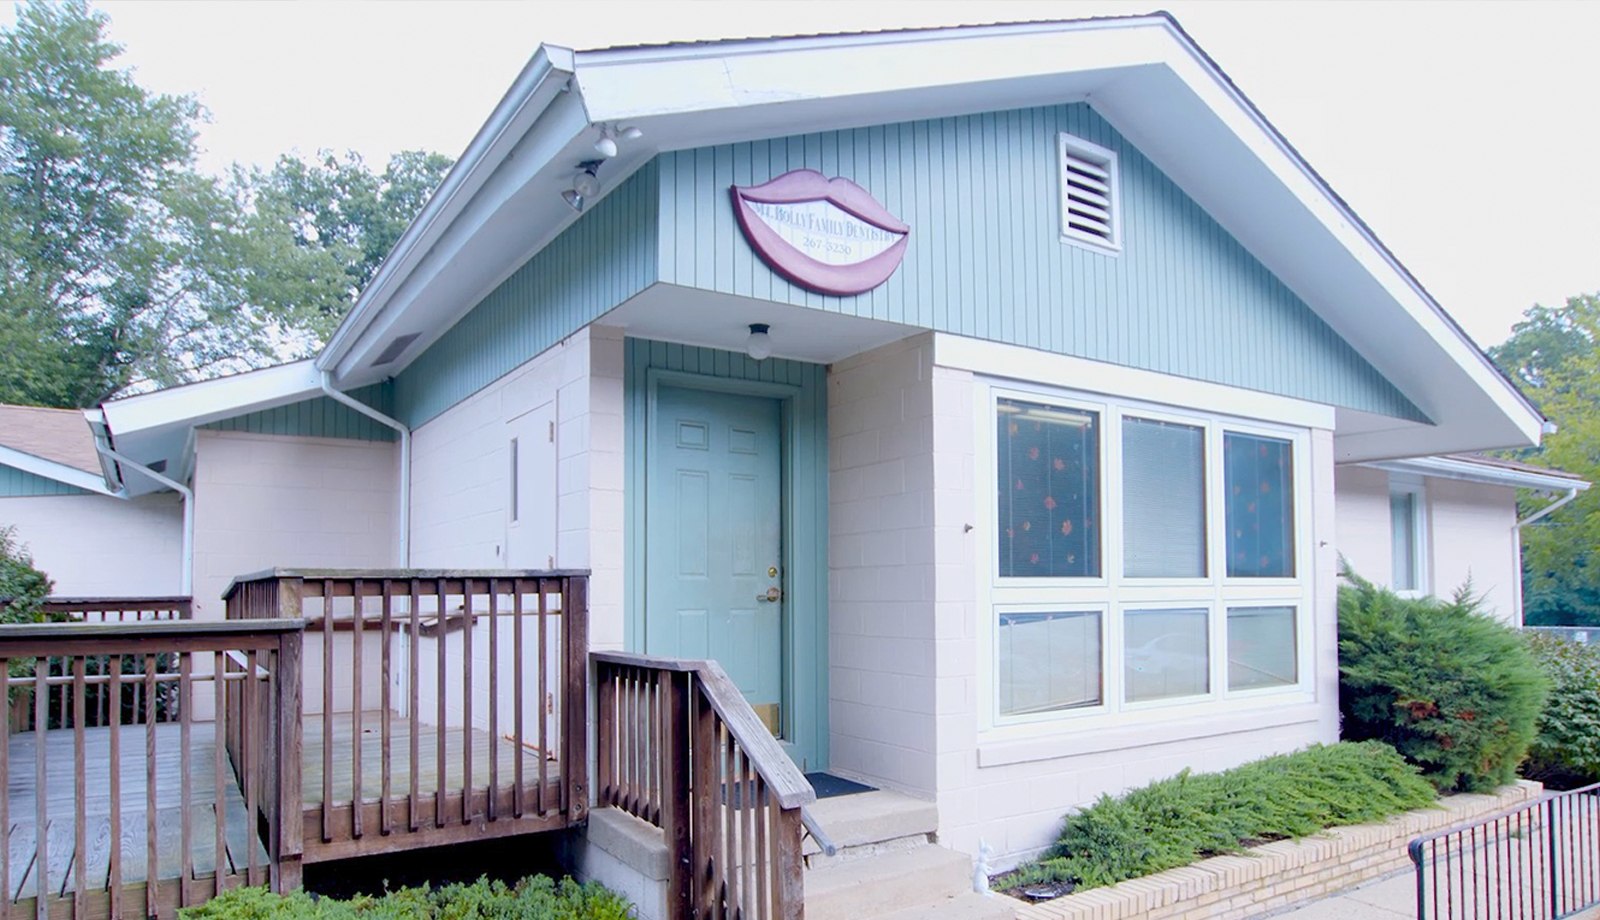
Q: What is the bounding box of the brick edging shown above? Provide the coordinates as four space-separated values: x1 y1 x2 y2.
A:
1012 780 1543 920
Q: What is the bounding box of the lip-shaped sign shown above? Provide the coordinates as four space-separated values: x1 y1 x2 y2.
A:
730 169 910 296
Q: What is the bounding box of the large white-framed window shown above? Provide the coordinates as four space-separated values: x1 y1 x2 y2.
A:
978 380 1314 734
1389 475 1427 595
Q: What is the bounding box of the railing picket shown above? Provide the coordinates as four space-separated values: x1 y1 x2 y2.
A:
724 726 739 919
513 585 525 819
351 579 364 840
461 580 473 826
213 651 226 899
321 585 334 844
244 650 258 887
693 691 718 919
487 580 499 823
108 655 121 918
33 658 46 920
435 578 448 829
143 655 157 920
563 576 587 824
409 579 421 832
180 654 194 908
381 581 394 837
0 656 7 920
71 658 85 920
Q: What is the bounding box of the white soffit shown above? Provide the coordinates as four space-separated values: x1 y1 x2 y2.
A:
601 284 918 363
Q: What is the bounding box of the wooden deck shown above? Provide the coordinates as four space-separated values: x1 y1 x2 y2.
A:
5 710 563 902
5 722 261 903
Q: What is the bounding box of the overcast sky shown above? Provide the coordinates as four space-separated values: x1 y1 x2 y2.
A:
55 0 1600 348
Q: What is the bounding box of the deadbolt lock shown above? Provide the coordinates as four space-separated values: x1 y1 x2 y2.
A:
767 566 779 578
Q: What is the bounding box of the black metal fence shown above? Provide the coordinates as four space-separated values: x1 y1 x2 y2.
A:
1409 784 1600 920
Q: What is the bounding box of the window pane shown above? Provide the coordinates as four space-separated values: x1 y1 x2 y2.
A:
997 399 1100 577
998 611 1102 716
1124 608 1209 702
1123 418 1205 577
1224 433 1295 577
1391 491 1418 591
1228 606 1297 690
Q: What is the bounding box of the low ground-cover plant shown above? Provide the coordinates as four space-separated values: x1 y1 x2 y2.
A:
1522 632 1600 789
176 876 631 919
1339 568 1546 792
1001 741 1435 896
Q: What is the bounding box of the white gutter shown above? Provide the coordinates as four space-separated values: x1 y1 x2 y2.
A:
94 443 193 596
319 373 411 565
1363 456 1590 494
316 45 575 376
1517 487 1583 531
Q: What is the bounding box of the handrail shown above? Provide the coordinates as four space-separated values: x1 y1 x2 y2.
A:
0 618 304 642
802 807 838 858
591 651 815 810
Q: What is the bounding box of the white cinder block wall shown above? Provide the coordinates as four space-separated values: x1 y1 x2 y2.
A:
192 430 399 620
829 334 1342 865
1333 466 1521 623
827 335 941 795
0 492 183 596
407 324 626 651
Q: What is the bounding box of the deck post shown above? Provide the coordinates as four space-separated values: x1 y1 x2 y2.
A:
273 626 305 893
564 576 589 824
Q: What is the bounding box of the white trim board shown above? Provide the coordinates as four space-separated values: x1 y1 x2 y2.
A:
934 334 1337 431
0 444 115 496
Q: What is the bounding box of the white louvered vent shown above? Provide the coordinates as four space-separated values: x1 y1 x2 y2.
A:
1058 134 1121 253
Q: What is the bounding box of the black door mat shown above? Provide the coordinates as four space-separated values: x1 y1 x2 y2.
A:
805 772 876 799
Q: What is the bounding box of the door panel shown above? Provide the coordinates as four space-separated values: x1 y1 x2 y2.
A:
647 386 784 732
506 402 557 569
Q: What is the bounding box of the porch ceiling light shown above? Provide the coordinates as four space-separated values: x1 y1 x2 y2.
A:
746 323 773 361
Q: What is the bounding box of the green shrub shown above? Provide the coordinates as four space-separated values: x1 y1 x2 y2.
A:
1522 632 1600 788
1004 741 1435 894
176 876 632 919
1338 569 1547 792
0 526 51 624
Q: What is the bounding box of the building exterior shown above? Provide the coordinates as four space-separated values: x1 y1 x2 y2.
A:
2 16 1573 879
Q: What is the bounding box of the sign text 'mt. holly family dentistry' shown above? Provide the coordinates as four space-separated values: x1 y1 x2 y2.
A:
730 169 910 296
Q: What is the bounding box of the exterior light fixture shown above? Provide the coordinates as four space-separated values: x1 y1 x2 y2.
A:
594 124 644 159
562 160 604 213
746 323 773 360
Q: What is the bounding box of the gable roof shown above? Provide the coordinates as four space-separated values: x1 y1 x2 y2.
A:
0 404 114 495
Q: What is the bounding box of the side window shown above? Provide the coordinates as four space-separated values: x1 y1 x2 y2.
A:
1389 479 1426 593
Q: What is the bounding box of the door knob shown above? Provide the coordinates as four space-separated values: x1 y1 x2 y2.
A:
758 587 782 603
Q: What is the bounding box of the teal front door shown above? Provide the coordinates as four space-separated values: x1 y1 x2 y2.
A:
646 385 786 737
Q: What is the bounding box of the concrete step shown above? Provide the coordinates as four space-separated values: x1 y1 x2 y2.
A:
804 844 972 920
877 891 1017 920
801 789 938 856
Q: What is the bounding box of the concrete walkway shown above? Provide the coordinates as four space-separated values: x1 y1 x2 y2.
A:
1268 867 1600 920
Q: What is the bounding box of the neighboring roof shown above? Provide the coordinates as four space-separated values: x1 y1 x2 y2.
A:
1365 453 1589 493
0 404 100 474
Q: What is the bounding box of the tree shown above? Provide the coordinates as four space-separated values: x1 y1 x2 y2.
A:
1488 294 1600 625
0 3 453 407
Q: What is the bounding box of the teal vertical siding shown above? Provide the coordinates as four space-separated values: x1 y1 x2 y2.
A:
395 162 661 428
655 103 1425 422
0 464 87 497
624 337 829 769
202 382 397 441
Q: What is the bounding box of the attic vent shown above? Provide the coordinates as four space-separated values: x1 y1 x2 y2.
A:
371 333 422 367
1058 133 1121 254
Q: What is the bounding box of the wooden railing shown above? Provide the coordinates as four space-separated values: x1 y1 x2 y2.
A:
0 617 303 919
38 597 193 623
223 569 589 863
593 652 816 920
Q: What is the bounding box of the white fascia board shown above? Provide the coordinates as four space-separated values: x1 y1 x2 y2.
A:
1363 456 1590 493
100 360 322 436
0 444 115 496
317 45 577 378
